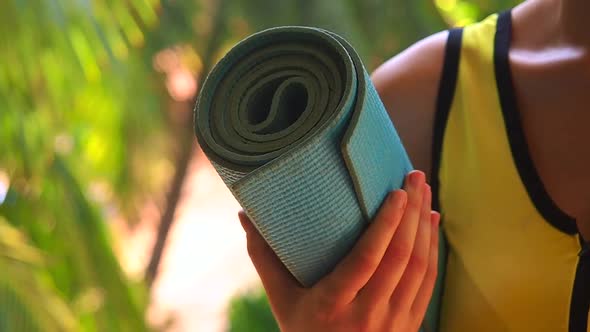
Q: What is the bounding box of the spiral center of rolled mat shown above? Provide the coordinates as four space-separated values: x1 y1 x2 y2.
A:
244 78 309 133
196 29 357 172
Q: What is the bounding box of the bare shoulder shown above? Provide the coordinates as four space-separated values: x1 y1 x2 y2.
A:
371 31 448 179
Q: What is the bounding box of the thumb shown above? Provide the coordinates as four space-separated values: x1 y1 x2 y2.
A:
238 212 301 311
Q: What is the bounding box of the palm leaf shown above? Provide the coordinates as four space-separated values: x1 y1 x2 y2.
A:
49 156 148 332
0 217 77 332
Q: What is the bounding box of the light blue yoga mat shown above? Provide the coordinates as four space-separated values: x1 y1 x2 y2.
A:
194 27 444 331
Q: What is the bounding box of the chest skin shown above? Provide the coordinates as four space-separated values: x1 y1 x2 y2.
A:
509 33 590 241
509 0 590 241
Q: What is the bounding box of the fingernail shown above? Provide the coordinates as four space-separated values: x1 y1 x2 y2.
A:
410 171 424 187
431 211 440 227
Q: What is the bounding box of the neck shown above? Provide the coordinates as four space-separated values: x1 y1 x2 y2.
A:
557 0 590 46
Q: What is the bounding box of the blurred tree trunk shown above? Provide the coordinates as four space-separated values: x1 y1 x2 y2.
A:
145 0 229 287
144 102 194 287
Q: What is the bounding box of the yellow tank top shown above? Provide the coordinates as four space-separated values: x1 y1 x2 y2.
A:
431 11 590 332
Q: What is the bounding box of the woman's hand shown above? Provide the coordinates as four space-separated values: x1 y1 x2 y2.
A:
238 170 439 332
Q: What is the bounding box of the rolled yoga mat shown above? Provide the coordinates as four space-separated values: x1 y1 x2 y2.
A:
194 26 444 329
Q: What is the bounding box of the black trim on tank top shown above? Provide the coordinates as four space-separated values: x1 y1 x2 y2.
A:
493 11 578 235
495 10 588 332
580 241 590 258
431 28 463 212
571 236 590 332
428 26 463 332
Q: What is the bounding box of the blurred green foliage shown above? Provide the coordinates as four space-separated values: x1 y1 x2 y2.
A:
0 0 200 330
228 290 280 332
0 0 519 331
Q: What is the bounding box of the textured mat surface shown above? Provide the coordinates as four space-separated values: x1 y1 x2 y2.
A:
194 26 443 330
